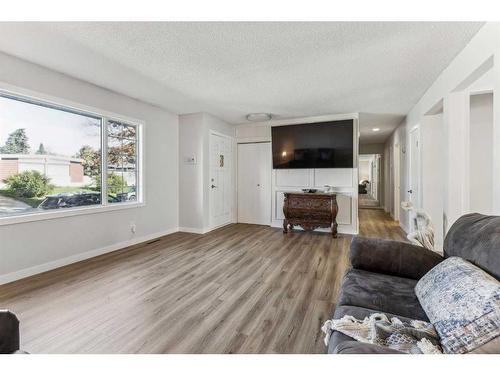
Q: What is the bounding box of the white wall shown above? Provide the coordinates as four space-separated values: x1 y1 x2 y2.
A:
421 113 444 249
384 142 392 214
179 113 205 231
469 93 494 214
0 52 179 283
384 124 406 227
359 160 370 181
235 113 359 234
385 22 500 237
179 112 234 233
359 143 384 154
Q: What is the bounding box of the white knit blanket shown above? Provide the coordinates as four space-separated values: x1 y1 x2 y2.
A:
322 313 442 354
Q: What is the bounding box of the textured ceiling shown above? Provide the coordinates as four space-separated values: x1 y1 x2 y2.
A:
0 22 484 143
358 113 406 144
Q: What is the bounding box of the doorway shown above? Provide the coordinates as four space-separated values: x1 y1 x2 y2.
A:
209 132 233 229
421 109 444 249
393 144 401 222
409 126 421 210
237 142 271 225
359 154 382 208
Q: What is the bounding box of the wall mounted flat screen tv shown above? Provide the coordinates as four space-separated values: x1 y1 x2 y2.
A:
271 120 354 169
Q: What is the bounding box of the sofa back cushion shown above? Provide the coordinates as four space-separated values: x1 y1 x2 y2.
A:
444 213 500 280
415 257 500 354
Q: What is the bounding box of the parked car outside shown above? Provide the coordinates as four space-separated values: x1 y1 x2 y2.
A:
116 186 136 202
38 192 119 210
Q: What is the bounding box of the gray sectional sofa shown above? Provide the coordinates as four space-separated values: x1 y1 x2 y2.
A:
0 310 19 354
328 213 500 354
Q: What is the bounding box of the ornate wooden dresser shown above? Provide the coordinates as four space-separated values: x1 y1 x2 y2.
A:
282 192 338 237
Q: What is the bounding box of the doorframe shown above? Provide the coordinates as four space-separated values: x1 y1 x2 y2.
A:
393 144 401 222
388 144 393 217
409 125 422 210
208 130 235 231
373 154 381 202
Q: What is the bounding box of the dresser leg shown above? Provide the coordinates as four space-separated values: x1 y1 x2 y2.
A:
283 219 288 233
331 222 338 238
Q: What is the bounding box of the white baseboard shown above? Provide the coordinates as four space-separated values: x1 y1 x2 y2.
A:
0 227 179 285
179 221 236 235
178 227 208 234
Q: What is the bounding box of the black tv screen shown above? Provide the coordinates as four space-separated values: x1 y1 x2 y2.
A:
271 120 353 169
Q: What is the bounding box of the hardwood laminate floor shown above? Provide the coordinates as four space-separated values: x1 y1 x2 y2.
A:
0 209 406 354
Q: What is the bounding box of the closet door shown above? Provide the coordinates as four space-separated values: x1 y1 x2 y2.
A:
237 142 271 225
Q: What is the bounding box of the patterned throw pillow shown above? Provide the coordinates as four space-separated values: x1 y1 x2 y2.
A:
415 257 500 354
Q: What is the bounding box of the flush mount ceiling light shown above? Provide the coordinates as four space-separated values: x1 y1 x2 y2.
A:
246 113 272 122
372 128 380 132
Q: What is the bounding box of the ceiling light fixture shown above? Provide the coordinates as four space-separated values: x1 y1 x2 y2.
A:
372 128 380 132
246 113 272 122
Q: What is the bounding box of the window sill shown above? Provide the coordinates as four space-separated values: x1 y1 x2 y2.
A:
0 201 145 226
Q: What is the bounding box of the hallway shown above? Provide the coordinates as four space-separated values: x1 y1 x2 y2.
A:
358 208 407 241
359 194 381 208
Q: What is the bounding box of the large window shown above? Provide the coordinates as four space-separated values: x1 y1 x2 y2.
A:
0 91 141 221
107 120 138 204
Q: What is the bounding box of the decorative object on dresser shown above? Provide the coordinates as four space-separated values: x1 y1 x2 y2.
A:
282 192 338 237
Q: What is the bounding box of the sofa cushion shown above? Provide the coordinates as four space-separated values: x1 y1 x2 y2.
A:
333 341 404 354
350 237 443 280
336 269 428 321
327 305 423 354
415 257 500 354
443 213 500 280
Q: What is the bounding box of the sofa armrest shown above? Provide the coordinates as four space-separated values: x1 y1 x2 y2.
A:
0 310 20 354
334 341 403 354
349 237 444 280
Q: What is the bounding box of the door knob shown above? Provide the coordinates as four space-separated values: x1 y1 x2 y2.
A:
408 189 413 194
211 185 217 189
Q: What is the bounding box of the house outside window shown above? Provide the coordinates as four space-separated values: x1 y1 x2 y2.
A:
0 90 142 223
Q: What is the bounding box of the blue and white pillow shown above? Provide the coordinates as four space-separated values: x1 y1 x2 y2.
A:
415 257 500 354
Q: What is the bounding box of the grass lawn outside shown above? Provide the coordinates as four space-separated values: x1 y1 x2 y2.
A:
0 189 44 208
51 186 95 194
0 186 96 208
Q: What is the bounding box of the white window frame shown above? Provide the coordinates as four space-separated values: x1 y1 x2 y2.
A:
0 83 145 226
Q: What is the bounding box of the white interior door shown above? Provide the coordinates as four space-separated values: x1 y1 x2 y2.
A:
237 142 271 225
409 127 421 210
210 133 232 229
394 144 401 222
